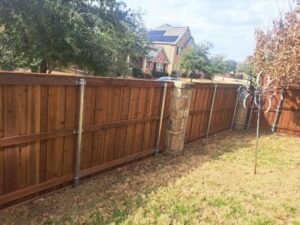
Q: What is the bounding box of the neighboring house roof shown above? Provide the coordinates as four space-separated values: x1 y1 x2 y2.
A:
184 36 195 47
147 47 169 64
148 24 192 45
147 48 160 61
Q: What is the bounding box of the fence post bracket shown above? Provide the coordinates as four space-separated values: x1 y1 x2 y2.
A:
76 79 86 86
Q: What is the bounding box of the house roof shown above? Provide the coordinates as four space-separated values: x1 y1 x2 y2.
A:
147 47 169 63
147 48 161 61
148 24 190 45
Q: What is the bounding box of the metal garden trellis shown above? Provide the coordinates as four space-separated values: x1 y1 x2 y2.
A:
239 73 280 174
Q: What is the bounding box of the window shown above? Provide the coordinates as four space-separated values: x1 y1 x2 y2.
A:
156 63 164 72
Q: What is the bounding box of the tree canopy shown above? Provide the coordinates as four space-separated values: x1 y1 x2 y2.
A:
179 44 238 79
236 60 254 76
224 60 237 72
252 4 300 88
178 42 213 78
0 0 149 75
209 55 237 74
210 55 227 74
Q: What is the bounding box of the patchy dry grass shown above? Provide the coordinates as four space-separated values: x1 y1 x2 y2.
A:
1 130 300 225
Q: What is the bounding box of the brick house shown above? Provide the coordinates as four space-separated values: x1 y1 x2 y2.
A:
143 47 169 74
142 24 195 75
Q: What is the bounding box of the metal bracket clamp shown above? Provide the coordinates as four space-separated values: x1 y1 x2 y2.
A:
76 79 86 86
73 129 84 134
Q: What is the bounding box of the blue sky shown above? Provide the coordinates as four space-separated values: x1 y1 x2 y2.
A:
124 0 296 62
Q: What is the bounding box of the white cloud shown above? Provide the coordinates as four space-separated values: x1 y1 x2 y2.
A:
124 0 295 61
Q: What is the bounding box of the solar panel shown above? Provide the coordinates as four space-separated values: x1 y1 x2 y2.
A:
149 30 166 36
148 35 178 42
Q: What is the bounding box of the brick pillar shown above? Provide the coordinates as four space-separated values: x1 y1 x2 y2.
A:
166 81 194 154
234 91 248 130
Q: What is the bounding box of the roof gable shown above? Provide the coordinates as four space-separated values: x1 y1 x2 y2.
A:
147 47 169 64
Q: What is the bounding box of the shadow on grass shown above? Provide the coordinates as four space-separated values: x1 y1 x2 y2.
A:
202 129 262 160
1 129 265 225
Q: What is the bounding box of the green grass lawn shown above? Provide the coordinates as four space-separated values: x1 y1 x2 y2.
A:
1 131 300 225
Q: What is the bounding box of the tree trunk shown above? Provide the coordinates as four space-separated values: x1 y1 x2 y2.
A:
190 70 195 82
47 63 56 74
39 60 47 73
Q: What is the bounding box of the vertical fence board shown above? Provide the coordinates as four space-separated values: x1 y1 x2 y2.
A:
39 86 48 183
46 86 66 180
115 87 130 159
134 88 148 153
91 130 105 166
102 87 119 162
91 86 109 165
196 89 206 136
0 150 3 195
26 86 41 186
103 128 117 162
151 88 161 148
63 86 77 175
142 88 154 151
107 87 121 160
126 87 140 155
81 86 97 169
0 86 4 195
201 88 210 136
3 86 28 192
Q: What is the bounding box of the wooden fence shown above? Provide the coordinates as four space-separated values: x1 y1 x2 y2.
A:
185 84 239 143
0 72 239 208
247 88 300 137
0 72 173 207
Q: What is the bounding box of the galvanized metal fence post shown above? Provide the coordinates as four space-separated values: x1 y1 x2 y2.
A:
155 82 168 156
271 90 284 132
206 84 218 138
74 78 86 187
247 104 254 129
231 85 241 131
254 92 261 175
